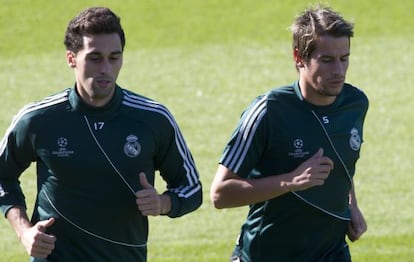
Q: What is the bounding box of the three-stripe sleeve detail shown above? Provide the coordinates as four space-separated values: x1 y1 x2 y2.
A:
222 96 268 173
122 91 201 198
0 91 69 156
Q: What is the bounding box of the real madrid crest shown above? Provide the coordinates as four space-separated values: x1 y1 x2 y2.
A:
349 128 361 151
124 134 141 158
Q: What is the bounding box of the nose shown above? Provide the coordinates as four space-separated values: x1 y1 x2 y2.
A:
99 59 112 74
332 60 347 75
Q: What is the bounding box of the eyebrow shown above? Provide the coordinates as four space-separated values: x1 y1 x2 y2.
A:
319 52 350 58
87 50 123 56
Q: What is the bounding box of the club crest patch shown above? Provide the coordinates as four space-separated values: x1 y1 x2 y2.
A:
349 128 361 151
124 135 141 158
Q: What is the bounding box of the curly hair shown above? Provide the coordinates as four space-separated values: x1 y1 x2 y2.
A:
64 7 125 53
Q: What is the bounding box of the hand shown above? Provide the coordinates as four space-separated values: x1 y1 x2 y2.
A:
287 148 334 191
347 204 367 242
136 172 162 216
20 217 56 258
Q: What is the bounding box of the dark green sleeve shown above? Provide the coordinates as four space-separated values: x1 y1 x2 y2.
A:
0 114 35 216
153 109 202 218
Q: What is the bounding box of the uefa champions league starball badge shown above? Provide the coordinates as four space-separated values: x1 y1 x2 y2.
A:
349 128 361 151
124 134 141 158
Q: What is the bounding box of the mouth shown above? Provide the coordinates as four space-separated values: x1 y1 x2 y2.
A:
95 79 113 88
96 79 112 84
328 78 344 86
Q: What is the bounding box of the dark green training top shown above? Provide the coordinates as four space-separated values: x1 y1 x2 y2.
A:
220 81 368 261
0 86 202 261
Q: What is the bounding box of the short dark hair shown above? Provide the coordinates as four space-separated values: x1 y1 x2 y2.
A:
64 7 125 53
291 5 354 61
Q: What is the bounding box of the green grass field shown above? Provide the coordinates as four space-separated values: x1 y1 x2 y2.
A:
1 0 413 261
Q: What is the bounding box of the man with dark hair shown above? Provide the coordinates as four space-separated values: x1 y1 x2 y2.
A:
0 7 202 261
210 5 368 261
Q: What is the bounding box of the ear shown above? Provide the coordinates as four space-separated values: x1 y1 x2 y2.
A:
66 50 76 68
293 48 304 68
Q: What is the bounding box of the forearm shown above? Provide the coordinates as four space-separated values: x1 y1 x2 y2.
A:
6 206 56 258
349 185 358 208
211 166 292 208
215 179 291 208
6 206 32 240
347 184 368 241
212 150 336 208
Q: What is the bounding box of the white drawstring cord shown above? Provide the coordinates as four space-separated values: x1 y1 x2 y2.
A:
83 115 137 196
291 110 354 220
38 115 147 247
43 191 147 248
